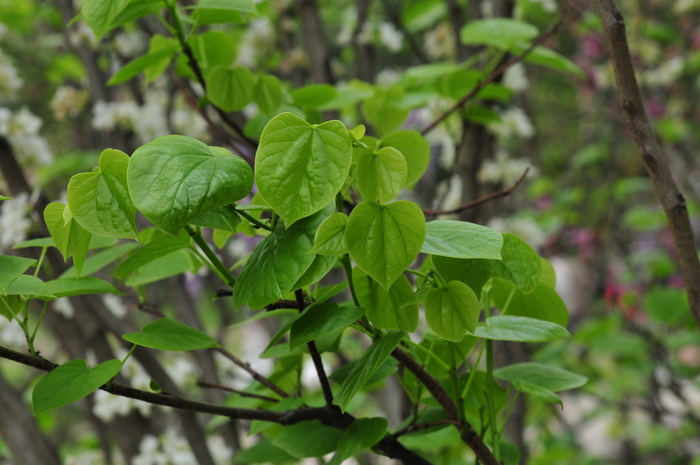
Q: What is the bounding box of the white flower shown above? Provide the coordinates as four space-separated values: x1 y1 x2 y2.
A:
114 30 147 57
376 69 401 86
503 63 529 92
0 193 31 253
378 22 403 52
478 150 537 185
424 23 454 60
674 0 700 13
644 56 685 87
51 86 89 121
0 107 11 134
0 50 21 98
488 106 535 139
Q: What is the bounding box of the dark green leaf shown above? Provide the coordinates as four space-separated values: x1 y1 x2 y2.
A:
490 280 569 327
122 318 219 351
329 418 388 465
353 267 418 332
43 277 124 299
44 202 92 276
187 0 257 14
289 303 364 349
272 420 343 458
254 74 282 115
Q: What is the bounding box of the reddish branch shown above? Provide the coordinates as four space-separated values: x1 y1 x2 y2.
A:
424 167 530 217
421 12 566 136
592 0 700 328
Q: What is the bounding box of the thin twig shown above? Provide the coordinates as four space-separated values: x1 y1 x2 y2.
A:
197 380 279 403
592 0 700 328
421 11 566 136
214 347 289 399
424 167 530 217
392 419 462 438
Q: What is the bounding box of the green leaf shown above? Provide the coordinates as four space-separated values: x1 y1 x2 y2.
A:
490 280 569 327
539 257 556 288
289 303 364 349
335 331 404 411
488 234 542 294
422 220 503 259
32 359 122 413
255 113 352 226
43 277 124 299
234 205 332 309
188 0 257 14
426 281 480 341
0 295 23 321
0 195 10 200
474 315 569 342
82 0 130 39
356 147 407 203
309 212 349 256
292 253 337 289
124 249 197 287
235 440 297 464
60 243 139 278
122 318 220 351
272 421 343 458
361 87 410 137
512 44 585 78
290 84 337 109
207 65 255 111
353 267 418 332
44 202 92 276
188 204 241 233
460 18 538 49
67 149 138 239
254 74 282 115
329 418 388 465
0 255 37 295
345 201 425 289
108 36 179 85
6 275 55 300
493 362 587 393
379 130 430 187
128 135 253 234
114 231 191 279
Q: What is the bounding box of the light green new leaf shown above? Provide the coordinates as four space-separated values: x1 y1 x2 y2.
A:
207 65 255 111
60 243 138 278
356 147 407 203
272 421 343 458
188 0 257 14
255 113 352 225
0 255 37 295
345 201 425 289
233 205 332 309
128 135 253 234
422 220 503 259
124 250 197 287
474 315 569 342
6 275 55 300
329 418 388 465
290 84 337 109
122 318 219 351
82 0 130 39
68 149 138 239
488 233 541 293
335 331 404 411
353 267 418 332
114 232 191 279
490 280 569 327
512 44 585 78
379 130 430 187
0 295 23 321
44 202 92 276
289 303 364 349
44 277 124 299
309 212 349 255
32 359 122 413
0 195 10 200
254 74 282 115
460 18 538 49
108 36 179 85
426 281 480 341
493 362 587 393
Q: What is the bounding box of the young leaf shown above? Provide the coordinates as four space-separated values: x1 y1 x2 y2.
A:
272 421 343 458
124 249 197 287
0 295 23 321
122 318 220 351
254 74 282 115
379 130 430 187
422 220 503 259
32 359 122 413
487 233 541 294
474 315 569 342
309 212 349 256
353 267 418 332
44 202 92 276
234 205 332 309
207 65 255 111
188 204 241 233
335 331 404 411
328 417 388 465
290 84 337 109
6 275 55 300
60 243 138 278
67 149 138 239
82 0 130 39
187 0 257 14
255 113 352 226
292 254 337 289
289 303 364 349
128 135 253 234
493 362 587 393
345 201 425 289
355 146 407 203
490 280 569 327
114 230 191 279
107 36 179 85
460 18 538 49
0 255 37 295
426 281 480 341
43 277 124 299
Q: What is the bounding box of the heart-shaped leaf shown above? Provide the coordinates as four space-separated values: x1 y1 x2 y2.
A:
309 212 349 256
379 130 430 187
255 113 352 226
345 201 425 289
353 267 418 332
68 149 138 239
460 18 538 49
122 318 220 351
490 280 569 327
422 220 503 259
254 74 282 115
356 146 407 203
426 281 480 341
33 359 122 413
207 65 255 111
128 135 253 234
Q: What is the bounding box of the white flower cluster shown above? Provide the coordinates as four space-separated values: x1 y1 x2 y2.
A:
114 30 148 57
132 429 232 465
424 23 454 60
0 49 21 98
488 216 546 250
0 193 31 253
478 149 537 185
488 106 535 139
51 85 89 121
503 63 529 92
643 56 685 87
236 19 275 68
357 21 404 52
674 0 700 13
0 106 54 167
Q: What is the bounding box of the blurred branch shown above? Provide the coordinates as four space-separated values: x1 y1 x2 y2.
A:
592 0 700 328
298 0 335 84
421 11 566 136
424 167 529 217
197 380 280 403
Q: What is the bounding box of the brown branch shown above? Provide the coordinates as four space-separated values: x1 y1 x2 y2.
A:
424 167 530 217
421 11 566 136
392 419 462 438
214 347 290 399
197 380 280 403
392 348 499 465
592 0 700 328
